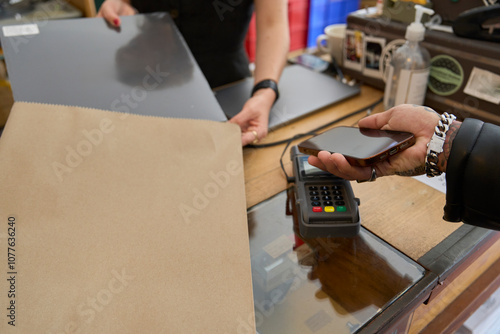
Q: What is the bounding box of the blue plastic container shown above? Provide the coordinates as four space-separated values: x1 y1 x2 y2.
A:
307 0 360 48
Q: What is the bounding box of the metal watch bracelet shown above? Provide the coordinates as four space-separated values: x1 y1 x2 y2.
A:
425 112 457 177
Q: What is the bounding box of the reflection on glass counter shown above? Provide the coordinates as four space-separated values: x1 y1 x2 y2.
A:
248 190 425 334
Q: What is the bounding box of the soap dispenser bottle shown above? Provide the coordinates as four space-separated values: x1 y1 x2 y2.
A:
384 5 435 109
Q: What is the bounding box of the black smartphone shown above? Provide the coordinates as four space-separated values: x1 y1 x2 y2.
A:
297 126 416 167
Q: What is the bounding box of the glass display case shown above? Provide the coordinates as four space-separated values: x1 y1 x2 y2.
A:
248 190 425 334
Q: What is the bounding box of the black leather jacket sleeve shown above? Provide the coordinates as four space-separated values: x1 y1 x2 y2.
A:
444 118 500 230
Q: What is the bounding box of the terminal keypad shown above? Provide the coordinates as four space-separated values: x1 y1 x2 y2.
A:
308 184 347 213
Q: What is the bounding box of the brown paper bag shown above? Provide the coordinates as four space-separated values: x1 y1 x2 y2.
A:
0 102 255 333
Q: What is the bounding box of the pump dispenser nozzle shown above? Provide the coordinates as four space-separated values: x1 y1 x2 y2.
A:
405 5 435 42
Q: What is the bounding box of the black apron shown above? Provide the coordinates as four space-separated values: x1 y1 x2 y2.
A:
130 0 254 88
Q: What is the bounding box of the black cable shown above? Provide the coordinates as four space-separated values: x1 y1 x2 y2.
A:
251 96 383 183
302 96 382 138
246 96 382 149
280 131 317 183
329 55 345 83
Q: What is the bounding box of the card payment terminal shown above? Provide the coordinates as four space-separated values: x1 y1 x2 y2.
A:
290 145 361 238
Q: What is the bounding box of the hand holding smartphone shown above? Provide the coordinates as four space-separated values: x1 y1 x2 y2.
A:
297 126 416 167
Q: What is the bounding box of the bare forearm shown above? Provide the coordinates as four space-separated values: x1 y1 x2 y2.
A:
253 0 289 84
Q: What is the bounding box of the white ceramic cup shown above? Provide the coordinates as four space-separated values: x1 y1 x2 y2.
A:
316 24 347 66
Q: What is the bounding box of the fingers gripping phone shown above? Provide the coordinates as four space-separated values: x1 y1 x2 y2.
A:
290 146 361 238
297 126 416 167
